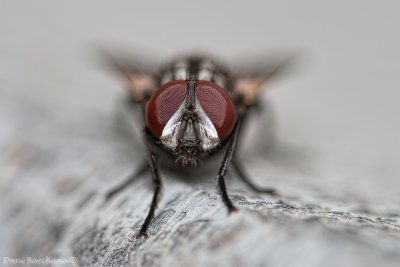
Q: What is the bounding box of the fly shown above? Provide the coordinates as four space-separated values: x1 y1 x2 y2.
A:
103 52 292 239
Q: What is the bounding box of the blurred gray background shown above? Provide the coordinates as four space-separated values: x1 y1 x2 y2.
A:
0 1 399 266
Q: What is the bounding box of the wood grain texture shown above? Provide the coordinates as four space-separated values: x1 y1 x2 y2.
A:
0 90 399 267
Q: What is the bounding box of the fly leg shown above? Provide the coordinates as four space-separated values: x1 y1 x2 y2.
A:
232 159 278 196
105 161 150 201
233 102 279 197
136 128 163 239
216 123 240 214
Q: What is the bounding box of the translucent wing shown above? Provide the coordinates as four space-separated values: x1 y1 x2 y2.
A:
230 52 297 106
99 47 160 105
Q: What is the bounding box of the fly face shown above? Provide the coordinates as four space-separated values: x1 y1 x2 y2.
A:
104 52 293 238
145 60 237 166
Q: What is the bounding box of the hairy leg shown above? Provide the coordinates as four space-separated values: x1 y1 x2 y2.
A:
137 128 163 239
216 123 240 214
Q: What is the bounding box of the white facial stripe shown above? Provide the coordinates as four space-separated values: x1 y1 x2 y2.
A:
160 100 185 150
194 97 220 151
160 88 220 151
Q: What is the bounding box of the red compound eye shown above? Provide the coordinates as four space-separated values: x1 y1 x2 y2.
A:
196 81 236 139
146 80 187 137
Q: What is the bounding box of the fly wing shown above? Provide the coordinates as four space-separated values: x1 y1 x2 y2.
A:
230 53 297 106
99 47 160 106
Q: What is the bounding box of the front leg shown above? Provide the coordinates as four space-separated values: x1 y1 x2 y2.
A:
216 122 240 214
137 128 163 239
233 99 278 196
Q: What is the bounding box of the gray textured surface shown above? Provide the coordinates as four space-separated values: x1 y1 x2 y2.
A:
0 96 399 267
1 1 400 267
